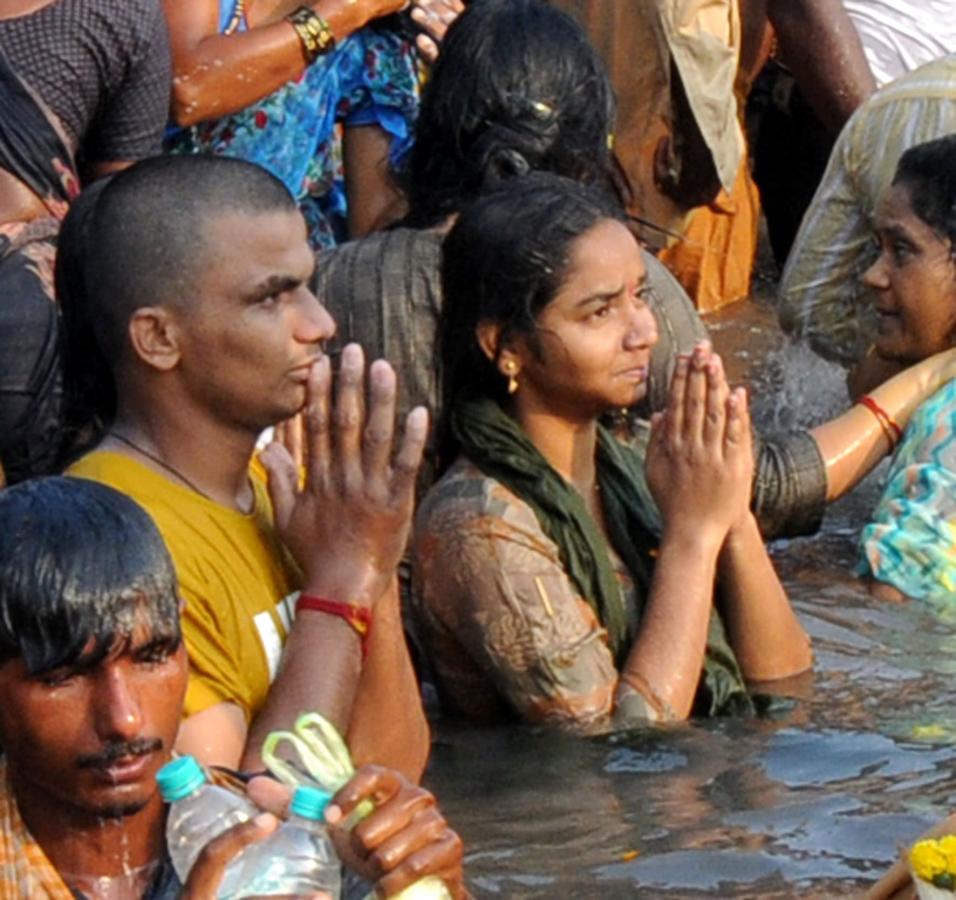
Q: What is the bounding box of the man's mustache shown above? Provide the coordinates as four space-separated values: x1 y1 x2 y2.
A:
77 737 163 769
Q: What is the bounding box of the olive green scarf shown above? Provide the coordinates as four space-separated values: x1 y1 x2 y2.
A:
451 395 752 717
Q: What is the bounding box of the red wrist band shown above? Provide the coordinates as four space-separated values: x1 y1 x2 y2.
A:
296 594 372 659
858 395 903 446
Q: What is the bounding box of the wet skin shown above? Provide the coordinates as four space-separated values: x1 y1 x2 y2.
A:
863 182 956 365
506 218 660 422
0 621 187 891
169 208 336 434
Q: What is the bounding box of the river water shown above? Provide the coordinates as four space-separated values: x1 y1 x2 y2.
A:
424 288 955 898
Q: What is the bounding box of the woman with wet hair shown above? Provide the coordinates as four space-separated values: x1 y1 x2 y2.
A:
305 0 838 540
317 0 814 521
412 173 813 729
399 0 619 228
317 0 956 547
858 134 956 603
414 170 956 729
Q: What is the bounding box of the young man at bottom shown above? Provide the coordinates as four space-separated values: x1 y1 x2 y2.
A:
59 156 429 778
0 477 465 899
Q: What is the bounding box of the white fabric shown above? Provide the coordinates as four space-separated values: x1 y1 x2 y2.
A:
844 0 956 85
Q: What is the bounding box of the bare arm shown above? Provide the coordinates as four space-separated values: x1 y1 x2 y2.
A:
256 347 428 779
717 514 812 681
811 346 956 501
163 0 405 126
242 615 364 771
345 578 430 781
619 527 720 719
767 0 876 131
626 345 787 717
712 377 812 682
343 125 407 238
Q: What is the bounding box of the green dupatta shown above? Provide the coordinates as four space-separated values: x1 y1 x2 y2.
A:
451 395 752 717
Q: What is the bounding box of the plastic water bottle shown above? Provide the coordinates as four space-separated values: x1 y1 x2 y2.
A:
235 785 341 899
157 755 257 897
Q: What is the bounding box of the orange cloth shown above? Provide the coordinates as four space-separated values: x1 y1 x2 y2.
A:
658 159 761 312
657 8 773 313
0 760 74 900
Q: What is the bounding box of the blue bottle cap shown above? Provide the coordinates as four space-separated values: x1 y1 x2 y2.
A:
156 756 207 802
289 785 333 820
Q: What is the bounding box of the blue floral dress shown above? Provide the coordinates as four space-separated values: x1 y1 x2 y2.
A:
168 5 420 248
859 380 956 601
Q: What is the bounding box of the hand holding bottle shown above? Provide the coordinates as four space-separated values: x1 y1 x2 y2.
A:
327 766 467 899
245 766 468 899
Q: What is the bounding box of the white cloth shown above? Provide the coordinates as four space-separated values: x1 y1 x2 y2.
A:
844 0 956 85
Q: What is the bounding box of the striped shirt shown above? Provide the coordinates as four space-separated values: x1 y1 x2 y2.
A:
0 760 73 900
778 54 956 366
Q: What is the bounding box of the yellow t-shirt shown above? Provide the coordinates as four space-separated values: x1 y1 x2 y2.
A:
68 451 300 722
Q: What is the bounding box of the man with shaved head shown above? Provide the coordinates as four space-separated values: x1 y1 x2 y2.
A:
59 155 430 780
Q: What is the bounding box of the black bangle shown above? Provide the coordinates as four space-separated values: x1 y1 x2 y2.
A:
286 6 335 64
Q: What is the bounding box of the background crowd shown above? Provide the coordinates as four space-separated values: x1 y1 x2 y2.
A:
2 0 956 897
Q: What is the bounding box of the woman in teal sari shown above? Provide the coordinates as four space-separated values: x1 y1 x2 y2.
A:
412 174 814 730
858 135 956 603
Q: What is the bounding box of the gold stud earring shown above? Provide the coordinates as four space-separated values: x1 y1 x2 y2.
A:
505 362 519 395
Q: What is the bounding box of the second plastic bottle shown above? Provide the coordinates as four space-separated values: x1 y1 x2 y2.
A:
234 784 341 899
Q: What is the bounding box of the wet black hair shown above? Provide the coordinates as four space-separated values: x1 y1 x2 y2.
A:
892 134 956 258
401 0 620 228
56 155 297 464
0 477 181 675
437 172 625 469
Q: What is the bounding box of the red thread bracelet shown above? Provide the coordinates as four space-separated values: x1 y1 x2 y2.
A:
858 395 903 446
296 594 372 659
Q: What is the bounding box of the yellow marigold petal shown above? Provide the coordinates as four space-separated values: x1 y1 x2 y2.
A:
938 835 956 871
911 841 949 880
913 724 948 739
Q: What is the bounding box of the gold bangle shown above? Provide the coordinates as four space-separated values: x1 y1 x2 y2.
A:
286 6 335 65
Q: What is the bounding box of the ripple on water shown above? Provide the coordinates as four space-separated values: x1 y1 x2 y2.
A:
758 728 953 786
604 747 689 775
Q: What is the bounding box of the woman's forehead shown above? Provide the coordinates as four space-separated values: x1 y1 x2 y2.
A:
874 183 942 242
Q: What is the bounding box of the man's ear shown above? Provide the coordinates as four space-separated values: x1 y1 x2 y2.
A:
128 307 182 372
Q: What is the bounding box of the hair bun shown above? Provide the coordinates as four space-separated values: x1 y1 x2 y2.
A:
484 145 531 184
467 95 559 190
